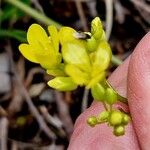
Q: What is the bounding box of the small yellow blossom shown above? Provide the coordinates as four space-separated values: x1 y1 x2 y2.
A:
19 24 61 69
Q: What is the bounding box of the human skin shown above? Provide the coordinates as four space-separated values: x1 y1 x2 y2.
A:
68 32 150 150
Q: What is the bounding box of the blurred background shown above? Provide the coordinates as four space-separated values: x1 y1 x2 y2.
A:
0 0 150 149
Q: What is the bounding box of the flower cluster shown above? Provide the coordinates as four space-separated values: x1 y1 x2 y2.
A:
19 17 130 136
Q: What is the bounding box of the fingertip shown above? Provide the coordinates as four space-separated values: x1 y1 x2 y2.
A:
128 32 150 149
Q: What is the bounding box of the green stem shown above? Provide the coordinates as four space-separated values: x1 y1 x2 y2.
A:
111 55 123 66
0 29 26 42
102 102 108 111
5 0 62 28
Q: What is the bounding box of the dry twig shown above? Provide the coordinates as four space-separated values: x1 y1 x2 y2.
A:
130 0 150 13
54 91 73 139
75 0 88 31
105 0 113 40
25 67 45 87
0 117 9 150
6 44 56 140
39 106 66 137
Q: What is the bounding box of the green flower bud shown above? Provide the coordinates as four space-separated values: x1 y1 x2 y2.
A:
47 77 77 91
122 114 130 125
91 17 103 40
113 125 125 136
105 88 117 105
86 36 97 52
109 111 123 126
91 83 105 101
87 116 97 127
97 111 109 123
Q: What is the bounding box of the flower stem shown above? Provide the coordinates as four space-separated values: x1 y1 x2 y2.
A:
5 0 62 28
81 89 89 112
111 55 123 66
102 102 108 111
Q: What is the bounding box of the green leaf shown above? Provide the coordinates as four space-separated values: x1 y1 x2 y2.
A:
91 83 105 101
62 42 91 72
47 77 77 91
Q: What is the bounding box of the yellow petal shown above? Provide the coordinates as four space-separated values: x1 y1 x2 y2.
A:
36 52 61 69
19 44 39 63
92 41 112 76
48 25 59 52
59 27 86 46
65 64 89 86
59 27 76 45
62 42 91 72
27 24 51 52
27 24 48 45
46 64 66 76
86 71 105 89
47 77 77 91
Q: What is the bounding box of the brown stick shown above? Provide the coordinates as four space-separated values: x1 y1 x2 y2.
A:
6 44 56 140
54 91 73 139
0 117 8 150
75 0 88 31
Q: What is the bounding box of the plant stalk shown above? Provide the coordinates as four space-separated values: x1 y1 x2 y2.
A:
5 0 62 28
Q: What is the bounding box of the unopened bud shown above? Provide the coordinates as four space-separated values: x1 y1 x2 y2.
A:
122 114 130 125
87 116 97 127
109 111 123 126
113 125 125 136
97 111 109 123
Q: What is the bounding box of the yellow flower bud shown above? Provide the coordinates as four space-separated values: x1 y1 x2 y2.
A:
91 17 103 40
109 111 123 126
87 116 97 127
113 125 125 136
122 114 130 125
97 111 109 123
86 36 97 52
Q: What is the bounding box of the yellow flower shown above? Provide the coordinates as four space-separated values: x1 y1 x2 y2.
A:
19 24 61 69
62 40 111 88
